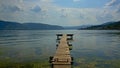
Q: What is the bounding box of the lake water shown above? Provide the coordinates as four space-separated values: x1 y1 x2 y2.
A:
0 30 120 67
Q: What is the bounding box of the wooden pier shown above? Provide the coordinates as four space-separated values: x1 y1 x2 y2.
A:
50 34 73 68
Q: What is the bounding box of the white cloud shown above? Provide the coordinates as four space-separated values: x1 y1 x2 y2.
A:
73 0 81 2
105 0 120 10
104 0 120 21
105 0 120 6
0 0 120 26
105 0 116 6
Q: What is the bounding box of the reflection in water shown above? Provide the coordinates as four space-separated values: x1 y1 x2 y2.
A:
0 30 120 67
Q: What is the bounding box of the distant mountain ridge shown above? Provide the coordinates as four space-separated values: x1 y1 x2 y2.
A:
79 21 120 30
0 20 64 30
63 25 92 30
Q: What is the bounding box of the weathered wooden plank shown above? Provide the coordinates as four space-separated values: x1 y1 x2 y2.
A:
50 34 73 68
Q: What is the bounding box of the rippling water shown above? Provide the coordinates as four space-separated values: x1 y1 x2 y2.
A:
0 30 120 66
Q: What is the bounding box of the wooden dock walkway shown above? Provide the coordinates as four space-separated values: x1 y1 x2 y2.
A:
49 34 73 68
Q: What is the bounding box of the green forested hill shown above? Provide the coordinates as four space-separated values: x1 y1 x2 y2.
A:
79 21 120 30
0 20 63 30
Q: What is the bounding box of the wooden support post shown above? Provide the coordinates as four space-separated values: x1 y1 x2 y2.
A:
56 34 63 40
67 34 73 40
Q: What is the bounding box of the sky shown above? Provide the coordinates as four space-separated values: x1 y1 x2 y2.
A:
0 0 120 26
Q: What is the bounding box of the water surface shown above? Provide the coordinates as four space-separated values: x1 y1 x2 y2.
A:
0 30 120 67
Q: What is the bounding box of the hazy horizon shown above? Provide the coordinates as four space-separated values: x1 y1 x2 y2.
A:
0 0 120 26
